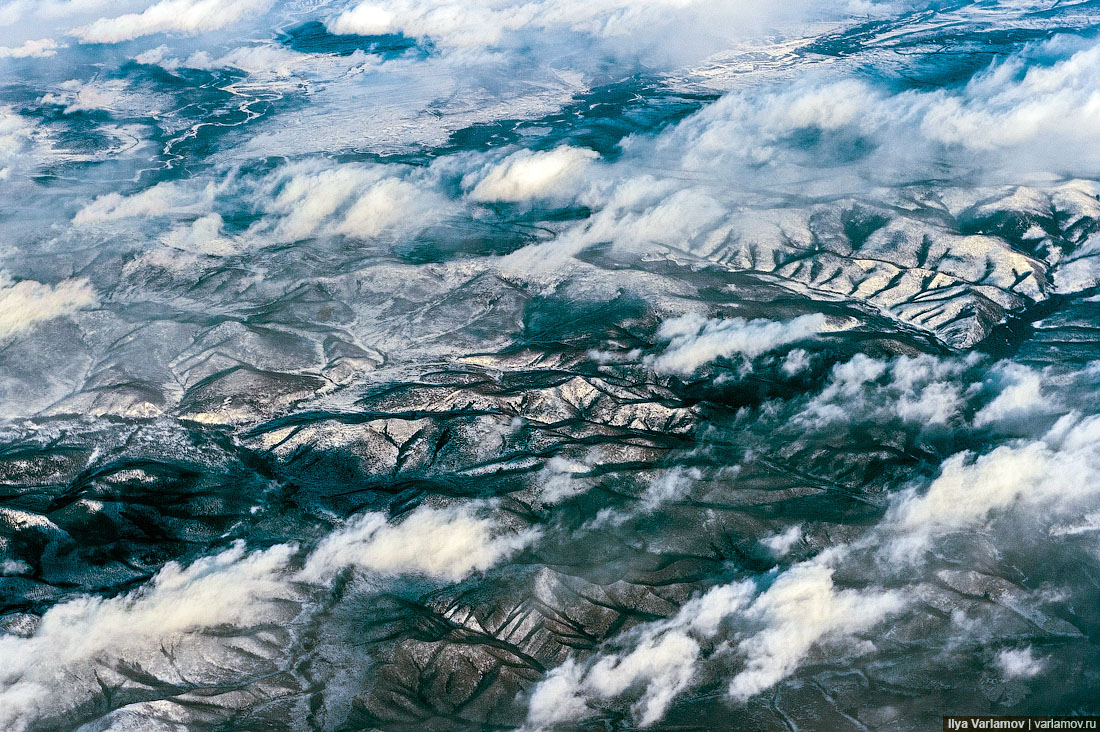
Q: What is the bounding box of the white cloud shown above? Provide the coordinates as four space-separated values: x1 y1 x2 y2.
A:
325 0 864 64
72 0 274 44
75 161 452 251
973 363 1048 427
0 558 31 575
132 43 172 65
528 555 901 726
0 105 35 175
256 161 454 243
526 359 1100 725
917 44 1100 157
889 412 1100 554
495 182 728 280
995 647 1045 679
727 561 902 700
328 2 398 37
467 146 598 203
74 180 218 224
527 581 755 729
796 354 970 429
761 525 802 556
537 456 590 504
159 213 237 256
896 380 963 425
338 177 442 237
0 502 534 730
665 41 1100 178
586 631 700 727
526 658 591 728
39 78 132 114
647 313 826 376
640 466 699 509
781 348 811 376
265 164 373 240
0 272 97 340
584 466 703 530
0 38 63 57
139 43 364 78
0 541 300 732
300 503 540 583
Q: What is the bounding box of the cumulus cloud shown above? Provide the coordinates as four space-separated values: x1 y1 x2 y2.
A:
727 561 903 700
159 213 238 256
467 146 598 203
917 43 1100 159
301 503 539 583
261 164 372 240
796 354 969 428
74 161 454 251
890 412 1100 554
525 357 1100 725
0 540 300 732
0 272 97 340
995 647 1045 679
646 313 826 375
761 525 802 556
0 105 43 178
186 45 317 76
338 178 442 237
896 380 964 425
72 0 274 44
781 348 811 376
527 582 755 728
0 38 63 57
325 0 874 65
585 631 700 727
525 658 591 728
528 559 901 726
790 356 1100 557
585 466 703 529
328 3 396 37
255 161 454 243
482 37 1100 349
663 39 1100 179
495 181 727 279
639 465 699 509
0 502 534 730
973 363 1049 427
74 180 218 224
0 558 31 575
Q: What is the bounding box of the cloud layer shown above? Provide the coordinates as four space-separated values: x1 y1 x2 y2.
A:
72 0 274 43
